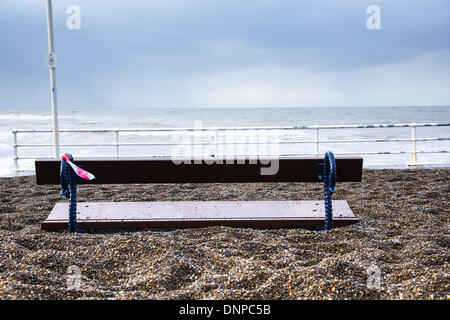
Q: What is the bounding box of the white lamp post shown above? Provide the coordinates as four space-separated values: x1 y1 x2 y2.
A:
45 0 60 158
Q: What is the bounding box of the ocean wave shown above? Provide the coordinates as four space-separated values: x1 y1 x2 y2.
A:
0 113 52 121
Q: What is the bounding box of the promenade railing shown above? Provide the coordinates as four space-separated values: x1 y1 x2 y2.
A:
11 122 450 172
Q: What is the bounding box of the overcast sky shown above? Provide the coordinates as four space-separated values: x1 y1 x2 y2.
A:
0 0 449 108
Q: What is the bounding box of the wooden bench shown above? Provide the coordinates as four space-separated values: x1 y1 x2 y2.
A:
35 152 363 232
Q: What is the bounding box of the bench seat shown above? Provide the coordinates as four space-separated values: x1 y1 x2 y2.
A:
35 156 363 231
41 200 359 230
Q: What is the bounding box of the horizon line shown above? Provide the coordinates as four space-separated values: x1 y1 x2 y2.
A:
1 105 450 110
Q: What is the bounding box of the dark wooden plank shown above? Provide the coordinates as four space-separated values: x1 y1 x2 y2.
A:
40 200 359 230
35 156 363 184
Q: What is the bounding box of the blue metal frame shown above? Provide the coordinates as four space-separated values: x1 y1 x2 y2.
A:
58 151 338 232
323 151 337 230
60 153 83 233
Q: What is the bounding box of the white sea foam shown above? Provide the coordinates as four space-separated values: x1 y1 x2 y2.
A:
0 113 52 121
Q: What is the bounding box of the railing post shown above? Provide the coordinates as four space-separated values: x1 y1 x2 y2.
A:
407 123 422 167
214 127 219 157
114 130 119 158
12 130 19 172
314 127 319 157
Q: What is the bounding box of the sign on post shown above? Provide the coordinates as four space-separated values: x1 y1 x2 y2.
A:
46 52 57 68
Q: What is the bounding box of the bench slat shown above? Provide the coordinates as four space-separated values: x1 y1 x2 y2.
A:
35 157 362 184
41 200 359 230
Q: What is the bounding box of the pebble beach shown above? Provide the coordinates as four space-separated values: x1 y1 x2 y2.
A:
0 168 448 300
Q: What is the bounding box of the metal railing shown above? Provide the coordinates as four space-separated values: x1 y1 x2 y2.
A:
11 122 450 172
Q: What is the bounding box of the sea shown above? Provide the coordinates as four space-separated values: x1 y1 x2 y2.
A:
0 106 449 177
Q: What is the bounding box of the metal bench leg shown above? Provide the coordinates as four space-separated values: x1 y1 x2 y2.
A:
68 169 78 232
323 151 337 230
60 153 83 233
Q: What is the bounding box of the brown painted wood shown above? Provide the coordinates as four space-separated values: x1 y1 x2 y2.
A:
40 200 359 230
35 156 362 185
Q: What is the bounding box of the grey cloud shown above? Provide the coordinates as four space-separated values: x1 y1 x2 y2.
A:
0 0 449 108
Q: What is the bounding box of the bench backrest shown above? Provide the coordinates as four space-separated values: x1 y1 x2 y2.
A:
35 157 363 185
